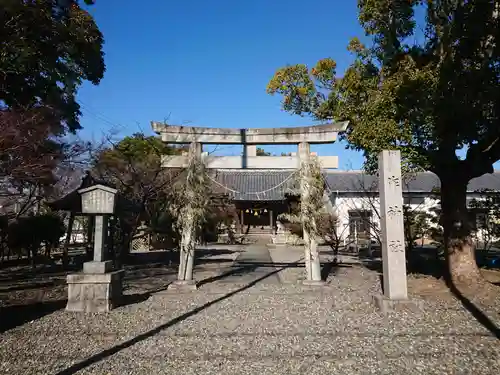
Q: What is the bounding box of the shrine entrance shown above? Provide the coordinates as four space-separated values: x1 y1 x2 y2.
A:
236 201 288 234
241 205 272 231
152 121 348 286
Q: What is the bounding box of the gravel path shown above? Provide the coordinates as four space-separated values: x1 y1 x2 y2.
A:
0 246 499 374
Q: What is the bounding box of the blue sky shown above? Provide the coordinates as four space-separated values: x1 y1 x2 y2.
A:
76 0 372 169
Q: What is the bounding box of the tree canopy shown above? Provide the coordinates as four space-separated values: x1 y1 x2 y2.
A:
1 0 105 133
1 0 105 198
268 1 499 176
256 147 271 156
267 0 500 283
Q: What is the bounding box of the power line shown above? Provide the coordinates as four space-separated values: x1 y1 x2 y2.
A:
78 100 125 127
78 100 143 137
79 106 120 130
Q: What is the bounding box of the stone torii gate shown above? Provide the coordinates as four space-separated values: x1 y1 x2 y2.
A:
152 121 348 287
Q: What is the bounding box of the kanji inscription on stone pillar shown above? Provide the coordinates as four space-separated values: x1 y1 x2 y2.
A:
378 150 408 300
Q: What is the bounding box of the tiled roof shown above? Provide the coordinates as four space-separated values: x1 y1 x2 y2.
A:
211 170 500 201
325 171 500 193
212 170 299 201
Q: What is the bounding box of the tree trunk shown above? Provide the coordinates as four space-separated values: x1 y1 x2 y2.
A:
405 232 414 267
45 244 52 260
440 176 483 284
29 247 36 270
404 223 415 271
333 241 339 264
62 213 75 268
1 239 4 262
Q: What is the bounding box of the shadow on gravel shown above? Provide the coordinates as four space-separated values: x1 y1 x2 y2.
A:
124 248 239 268
234 261 303 267
376 264 499 340
321 261 353 281
197 259 306 286
197 258 351 286
447 282 500 340
0 262 84 284
54 264 291 375
123 265 176 283
120 286 172 308
0 286 170 334
0 299 67 334
362 257 445 279
195 248 240 259
0 279 65 293
197 264 259 287
195 248 242 265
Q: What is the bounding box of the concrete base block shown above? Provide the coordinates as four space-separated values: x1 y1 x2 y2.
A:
66 270 124 313
83 260 112 274
167 279 198 291
372 295 424 314
302 279 327 286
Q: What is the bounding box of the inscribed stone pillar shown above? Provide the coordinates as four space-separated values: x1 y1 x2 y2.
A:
85 216 94 258
93 215 106 262
83 215 112 274
378 150 408 299
298 142 322 283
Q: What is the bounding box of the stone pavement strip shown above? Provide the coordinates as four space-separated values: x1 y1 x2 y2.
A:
215 245 281 284
0 245 499 375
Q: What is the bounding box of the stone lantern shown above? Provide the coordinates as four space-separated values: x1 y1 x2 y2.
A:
66 184 124 312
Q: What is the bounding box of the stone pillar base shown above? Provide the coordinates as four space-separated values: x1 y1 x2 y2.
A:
302 279 326 286
372 295 423 314
83 260 112 274
167 279 198 291
66 270 124 313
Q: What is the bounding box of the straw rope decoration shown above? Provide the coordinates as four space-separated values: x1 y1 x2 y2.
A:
205 169 299 197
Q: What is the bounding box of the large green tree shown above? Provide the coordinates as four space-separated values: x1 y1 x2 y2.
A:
1 1 105 195
267 1 499 283
1 0 105 132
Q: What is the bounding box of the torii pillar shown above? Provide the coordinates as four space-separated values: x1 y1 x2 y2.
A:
299 142 323 285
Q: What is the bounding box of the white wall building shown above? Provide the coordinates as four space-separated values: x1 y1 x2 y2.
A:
327 171 500 247
211 169 500 247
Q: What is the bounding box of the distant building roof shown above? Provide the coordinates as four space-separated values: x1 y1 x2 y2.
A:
211 170 298 201
210 170 500 201
325 171 500 193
